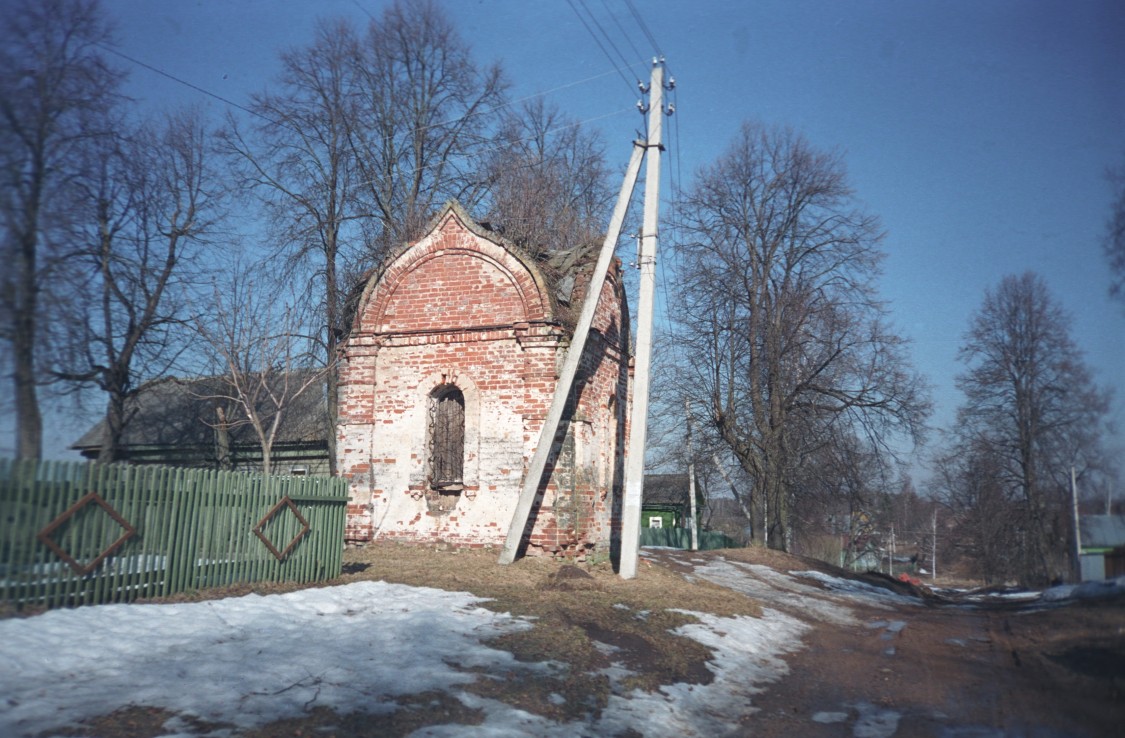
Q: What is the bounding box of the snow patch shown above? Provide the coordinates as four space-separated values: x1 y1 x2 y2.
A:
691 559 859 625
792 570 921 606
812 710 849 724
1042 576 1125 603
0 579 812 738
589 608 809 737
0 581 531 736
852 701 901 738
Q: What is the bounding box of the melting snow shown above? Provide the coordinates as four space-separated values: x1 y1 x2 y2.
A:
812 710 849 724
1 579 808 738
688 558 860 625
1 582 534 736
791 570 921 606
1042 576 1125 603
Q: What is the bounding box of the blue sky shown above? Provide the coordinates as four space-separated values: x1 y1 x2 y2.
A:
20 0 1125 472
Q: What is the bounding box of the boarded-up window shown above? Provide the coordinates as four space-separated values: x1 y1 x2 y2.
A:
430 386 465 487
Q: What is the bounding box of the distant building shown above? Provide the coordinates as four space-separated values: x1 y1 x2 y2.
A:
1079 515 1125 581
641 473 691 530
336 202 630 557
71 374 330 475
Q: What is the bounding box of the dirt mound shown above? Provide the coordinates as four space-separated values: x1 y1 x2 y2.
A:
539 563 599 591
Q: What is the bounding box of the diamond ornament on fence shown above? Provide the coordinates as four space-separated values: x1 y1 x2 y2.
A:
36 492 138 576
253 496 311 561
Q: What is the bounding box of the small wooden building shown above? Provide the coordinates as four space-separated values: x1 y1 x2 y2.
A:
641 473 691 530
71 375 330 474
1079 515 1125 581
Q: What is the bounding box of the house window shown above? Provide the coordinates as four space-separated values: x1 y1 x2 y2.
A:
429 385 465 488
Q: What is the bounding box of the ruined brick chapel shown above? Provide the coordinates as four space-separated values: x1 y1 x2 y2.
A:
337 202 631 557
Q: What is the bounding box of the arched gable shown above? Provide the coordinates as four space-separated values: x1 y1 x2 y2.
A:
351 202 555 335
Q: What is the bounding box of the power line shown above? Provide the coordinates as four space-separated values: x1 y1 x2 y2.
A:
349 106 636 192
670 86 684 210
657 138 683 368
622 0 664 59
94 42 297 134
95 1 663 156
395 66 637 145
576 0 639 80
98 36 640 175
507 68 636 112
350 0 375 21
96 3 659 250
101 32 640 231
566 0 640 94
600 0 646 63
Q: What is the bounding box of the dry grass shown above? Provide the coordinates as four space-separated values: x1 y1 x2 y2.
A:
338 542 762 716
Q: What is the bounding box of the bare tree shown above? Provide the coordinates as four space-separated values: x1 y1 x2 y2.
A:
52 109 219 462
195 264 326 476
346 0 508 256
952 272 1111 586
0 0 122 459
482 98 613 260
669 121 931 552
220 18 364 475
931 435 1027 584
223 3 507 474
789 429 897 563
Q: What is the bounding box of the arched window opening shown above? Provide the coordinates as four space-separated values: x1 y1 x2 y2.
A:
430 385 465 489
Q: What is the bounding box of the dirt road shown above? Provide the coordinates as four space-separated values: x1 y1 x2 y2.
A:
647 548 1125 738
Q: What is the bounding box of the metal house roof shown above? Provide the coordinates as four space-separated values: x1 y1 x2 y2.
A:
1080 515 1125 549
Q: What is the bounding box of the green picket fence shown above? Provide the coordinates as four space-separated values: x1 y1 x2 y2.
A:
0 459 348 610
639 526 739 551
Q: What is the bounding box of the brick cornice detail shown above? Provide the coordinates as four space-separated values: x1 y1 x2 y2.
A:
357 321 564 349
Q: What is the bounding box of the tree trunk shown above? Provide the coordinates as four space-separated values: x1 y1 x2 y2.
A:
215 406 231 470
324 239 340 476
13 325 42 460
96 390 127 464
13 187 42 460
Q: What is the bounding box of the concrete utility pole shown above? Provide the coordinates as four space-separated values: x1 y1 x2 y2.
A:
888 524 895 575
1071 465 1082 582
619 59 667 580
764 490 769 549
497 143 645 565
931 507 937 582
685 399 698 551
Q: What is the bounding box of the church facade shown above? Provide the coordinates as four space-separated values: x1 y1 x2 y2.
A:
336 202 630 558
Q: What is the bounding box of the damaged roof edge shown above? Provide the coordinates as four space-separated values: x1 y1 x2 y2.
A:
340 200 620 340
